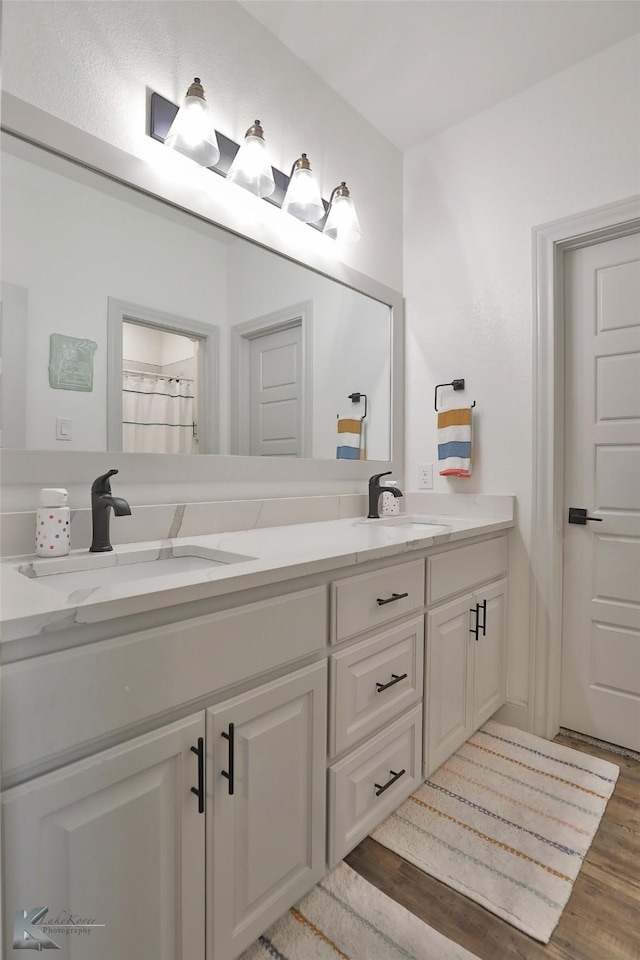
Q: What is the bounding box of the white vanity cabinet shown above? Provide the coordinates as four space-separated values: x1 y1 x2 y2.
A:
2 663 326 960
425 537 508 775
1 523 512 959
1 589 328 960
2 714 206 960
207 662 326 960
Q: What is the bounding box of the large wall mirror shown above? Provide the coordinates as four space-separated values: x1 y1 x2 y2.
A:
1 127 394 463
0 94 403 501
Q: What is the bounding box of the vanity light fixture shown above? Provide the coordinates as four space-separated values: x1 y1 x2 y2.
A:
323 182 361 243
164 78 220 168
281 154 325 224
150 89 359 238
226 120 275 198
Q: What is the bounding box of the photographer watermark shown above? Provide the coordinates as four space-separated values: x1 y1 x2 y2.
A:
13 907 105 951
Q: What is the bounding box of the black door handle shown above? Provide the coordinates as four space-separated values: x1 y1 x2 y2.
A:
470 603 480 640
221 722 235 796
376 592 409 606
376 672 408 693
568 507 603 525
478 598 487 637
374 768 406 796
190 737 204 814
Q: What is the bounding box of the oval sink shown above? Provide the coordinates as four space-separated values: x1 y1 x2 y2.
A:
17 544 256 596
355 515 452 536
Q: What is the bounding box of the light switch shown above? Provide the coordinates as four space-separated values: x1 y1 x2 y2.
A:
56 418 72 441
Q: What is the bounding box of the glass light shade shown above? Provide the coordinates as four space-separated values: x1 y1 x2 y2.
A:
227 122 275 198
164 80 220 168
282 155 325 223
323 184 362 243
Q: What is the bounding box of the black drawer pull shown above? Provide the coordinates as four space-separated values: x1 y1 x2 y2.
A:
470 604 480 640
376 672 408 693
221 722 235 796
376 591 409 606
374 768 406 796
190 737 204 814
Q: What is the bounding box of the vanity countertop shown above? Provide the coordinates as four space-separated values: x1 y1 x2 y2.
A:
0 514 513 644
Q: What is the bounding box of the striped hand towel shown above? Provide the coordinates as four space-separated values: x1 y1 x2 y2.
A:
438 407 472 477
337 417 363 460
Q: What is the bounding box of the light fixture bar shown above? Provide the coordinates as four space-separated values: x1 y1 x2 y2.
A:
149 92 330 230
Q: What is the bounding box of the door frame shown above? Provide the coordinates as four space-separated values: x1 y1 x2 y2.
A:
230 300 313 457
107 298 220 454
530 195 640 739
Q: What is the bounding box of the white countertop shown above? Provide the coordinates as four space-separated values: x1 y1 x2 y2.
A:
0 514 512 644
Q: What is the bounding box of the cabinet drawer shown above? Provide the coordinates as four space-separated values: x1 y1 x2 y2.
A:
331 559 425 644
1 586 327 779
329 617 423 757
328 704 422 865
428 536 507 604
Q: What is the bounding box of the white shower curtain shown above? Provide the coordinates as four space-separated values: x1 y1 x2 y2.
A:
122 373 197 454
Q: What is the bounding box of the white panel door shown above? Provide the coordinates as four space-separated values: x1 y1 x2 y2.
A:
562 230 640 750
425 594 474 775
2 715 205 959
207 662 326 960
249 324 302 457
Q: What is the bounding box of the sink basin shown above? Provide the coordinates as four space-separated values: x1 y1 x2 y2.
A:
17 544 256 596
356 515 452 536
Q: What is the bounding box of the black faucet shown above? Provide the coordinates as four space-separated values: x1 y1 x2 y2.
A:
90 469 131 552
367 471 403 519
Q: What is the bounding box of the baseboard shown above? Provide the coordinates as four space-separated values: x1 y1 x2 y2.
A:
493 700 531 732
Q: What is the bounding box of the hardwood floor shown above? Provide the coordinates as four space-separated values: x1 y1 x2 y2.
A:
345 735 640 960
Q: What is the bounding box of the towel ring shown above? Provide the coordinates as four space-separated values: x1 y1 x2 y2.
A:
434 379 476 412
348 392 368 420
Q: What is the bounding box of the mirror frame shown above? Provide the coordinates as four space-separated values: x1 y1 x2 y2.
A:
0 93 404 496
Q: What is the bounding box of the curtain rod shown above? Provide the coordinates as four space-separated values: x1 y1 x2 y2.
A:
123 367 194 383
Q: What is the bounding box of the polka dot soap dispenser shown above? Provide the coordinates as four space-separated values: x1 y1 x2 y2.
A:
36 488 71 556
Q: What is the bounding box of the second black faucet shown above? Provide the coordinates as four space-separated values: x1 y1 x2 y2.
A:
367 471 403 519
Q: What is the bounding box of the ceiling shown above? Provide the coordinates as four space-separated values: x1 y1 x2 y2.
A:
239 0 640 149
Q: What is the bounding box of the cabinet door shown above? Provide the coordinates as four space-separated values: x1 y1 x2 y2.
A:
473 578 508 728
425 594 474 776
2 715 205 960
207 661 326 960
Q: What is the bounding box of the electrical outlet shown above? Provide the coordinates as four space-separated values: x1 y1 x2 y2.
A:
418 463 433 489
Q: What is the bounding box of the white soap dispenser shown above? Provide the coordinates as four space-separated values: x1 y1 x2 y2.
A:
380 480 401 516
36 488 71 556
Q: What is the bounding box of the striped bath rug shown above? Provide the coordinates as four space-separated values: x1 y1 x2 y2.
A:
239 861 480 960
371 720 619 943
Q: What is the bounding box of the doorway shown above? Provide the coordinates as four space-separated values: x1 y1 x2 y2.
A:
231 301 313 457
531 197 640 743
107 299 219 454
560 231 640 751
122 322 199 455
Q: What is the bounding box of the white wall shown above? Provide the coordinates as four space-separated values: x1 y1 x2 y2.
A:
122 326 196 369
1 0 402 293
403 36 640 720
227 241 391 459
123 325 165 370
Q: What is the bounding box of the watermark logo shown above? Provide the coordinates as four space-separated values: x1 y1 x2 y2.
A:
13 908 58 951
13 907 104 951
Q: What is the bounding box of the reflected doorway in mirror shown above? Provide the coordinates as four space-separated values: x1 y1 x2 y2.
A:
122 322 199 455
107 300 220 455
